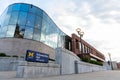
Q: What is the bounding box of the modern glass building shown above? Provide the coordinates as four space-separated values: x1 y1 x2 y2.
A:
0 3 71 49
0 3 105 62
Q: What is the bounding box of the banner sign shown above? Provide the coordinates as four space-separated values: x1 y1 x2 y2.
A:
25 50 49 63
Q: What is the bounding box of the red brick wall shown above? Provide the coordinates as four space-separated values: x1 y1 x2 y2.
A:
71 33 105 61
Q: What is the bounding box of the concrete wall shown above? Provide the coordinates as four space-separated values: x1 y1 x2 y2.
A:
55 48 106 75
112 61 118 70
103 61 118 70
0 57 24 71
0 38 55 59
16 61 60 78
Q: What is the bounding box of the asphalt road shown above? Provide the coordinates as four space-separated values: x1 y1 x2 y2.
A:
1 70 120 80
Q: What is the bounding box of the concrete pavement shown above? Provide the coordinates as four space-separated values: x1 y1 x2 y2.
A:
1 70 120 80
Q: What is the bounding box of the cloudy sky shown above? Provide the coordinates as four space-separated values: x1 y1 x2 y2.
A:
0 0 120 62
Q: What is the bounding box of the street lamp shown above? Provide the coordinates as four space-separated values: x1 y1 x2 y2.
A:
76 28 84 53
108 53 113 70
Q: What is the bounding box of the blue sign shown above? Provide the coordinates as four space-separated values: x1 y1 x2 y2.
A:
25 50 49 63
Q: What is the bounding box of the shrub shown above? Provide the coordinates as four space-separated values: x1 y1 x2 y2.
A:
81 57 90 62
20 56 24 58
90 60 103 66
0 53 7 57
81 57 103 66
12 55 18 58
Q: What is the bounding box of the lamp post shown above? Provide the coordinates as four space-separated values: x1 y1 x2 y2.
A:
76 28 84 53
108 53 113 70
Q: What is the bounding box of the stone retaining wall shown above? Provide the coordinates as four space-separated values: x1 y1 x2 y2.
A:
0 57 24 71
55 48 107 75
16 61 60 78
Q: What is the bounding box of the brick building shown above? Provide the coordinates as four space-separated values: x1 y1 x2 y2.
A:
117 62 120 69
71 34 105 62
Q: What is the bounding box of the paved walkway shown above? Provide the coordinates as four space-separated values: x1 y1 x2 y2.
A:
1 70 120 80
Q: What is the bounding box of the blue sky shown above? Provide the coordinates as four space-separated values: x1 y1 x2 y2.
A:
0 0 120 62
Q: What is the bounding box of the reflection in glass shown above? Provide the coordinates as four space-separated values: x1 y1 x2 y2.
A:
3 12 11 26
40 20 46 43
9 12 19 24
24 27 33 39
14 24 25 38
0 3 67 49
35 16 42 29
36 8 43 17
7 6 12 12
29 5 37 14
33 29 41 41
0 26 7 38
20 4 29 12
18 12 27 25
6 25 15 37
26 13 35 27
12 4 21 11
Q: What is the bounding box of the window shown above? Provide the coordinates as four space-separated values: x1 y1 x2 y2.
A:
40 20 46 43
0 26 7 38
12 4 21 11
36 8 43 17
79 42 82 51
9 12 19 24
82 44 85 53
76 40 79 49
24 27 33 39
7 5 12 12
3 12 11 26
18 12 27 25
20 4 29 12
26 13 35 27
35 16 42 29
6 25 16 37
14 24 25 38
33 29 41 41
29 5 37 14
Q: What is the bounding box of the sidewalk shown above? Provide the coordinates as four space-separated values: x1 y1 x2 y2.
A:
1 70 120 80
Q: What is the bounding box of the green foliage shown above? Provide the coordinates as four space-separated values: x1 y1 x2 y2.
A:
90 60 103 66
81 57 103 66
81 57 90 62
0 53 7 57
12 55 18 58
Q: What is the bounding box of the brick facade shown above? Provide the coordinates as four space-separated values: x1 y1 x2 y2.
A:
71 34 105 62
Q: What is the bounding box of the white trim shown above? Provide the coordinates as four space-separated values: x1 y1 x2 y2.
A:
90 53 105 62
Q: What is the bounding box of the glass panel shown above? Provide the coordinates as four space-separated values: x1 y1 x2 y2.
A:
29 5 37 14
0 25 1 33
14 24 25 38
35 16 42 29
36 8 43 17
6 25 16 37
0 26 8 38
7 5 12 12
33 29 41 41
24 27 33 39
9 12 19 24
40 20 46 43
3 12 11 26
12 4 21 11
26 13 35 27
20 4 29 12
58 31 66 48
18 12 27 25
45 22 59 48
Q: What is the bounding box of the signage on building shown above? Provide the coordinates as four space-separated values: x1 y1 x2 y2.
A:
25 50 49 63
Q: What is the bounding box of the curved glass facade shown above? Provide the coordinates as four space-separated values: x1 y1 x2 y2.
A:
0 3 69 49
